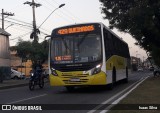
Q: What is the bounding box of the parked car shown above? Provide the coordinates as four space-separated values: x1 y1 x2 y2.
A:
153 67 160 77
11 69 25 79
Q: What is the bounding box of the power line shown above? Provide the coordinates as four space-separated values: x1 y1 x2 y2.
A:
40 0 75 23
1 9 14 29
44 0 76 22
10 30 48 41
10 32 31 40
0 18 32 28
1 18 50 36
38 0 73 23
1 16 50 42
7 17 32 26
6 17 51 34
5 24 14 30
47 0 84 22
1 21 48 41
38 4 65 29
44 0 57 8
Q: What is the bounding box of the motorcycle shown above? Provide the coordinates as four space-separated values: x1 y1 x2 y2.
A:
29 70 44 91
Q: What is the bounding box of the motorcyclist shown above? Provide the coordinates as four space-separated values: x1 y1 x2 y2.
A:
33 60 43 79
29 61 44 90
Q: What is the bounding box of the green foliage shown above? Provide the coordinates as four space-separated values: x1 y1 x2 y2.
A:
13 39 49 68
16 39 32 60
99 0 160 65
30 41 48 67
151 45 160 67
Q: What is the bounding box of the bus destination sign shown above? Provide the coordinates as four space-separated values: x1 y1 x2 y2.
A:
57 25 95 35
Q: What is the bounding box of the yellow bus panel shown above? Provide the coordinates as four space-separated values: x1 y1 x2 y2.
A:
49 71 107 86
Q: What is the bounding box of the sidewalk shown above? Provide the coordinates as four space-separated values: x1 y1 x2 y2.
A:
0 77 49 90
108 75 160 113
0 79 29 90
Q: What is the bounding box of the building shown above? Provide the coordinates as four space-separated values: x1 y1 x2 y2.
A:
10 50 48 77
130 56 142 71
0 28 11 80
143 59 154 68
11 51 32 77
131 56 142 65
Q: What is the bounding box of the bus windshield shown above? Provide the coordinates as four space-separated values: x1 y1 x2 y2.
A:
51 33 102 64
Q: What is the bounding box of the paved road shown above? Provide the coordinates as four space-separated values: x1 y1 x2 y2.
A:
0 71 152 113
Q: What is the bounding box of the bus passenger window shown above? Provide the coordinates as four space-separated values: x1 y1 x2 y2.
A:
103 28 113 59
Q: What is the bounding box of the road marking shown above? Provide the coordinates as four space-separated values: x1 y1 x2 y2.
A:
87 77 147 113
6 94 47 104
100 76 149 113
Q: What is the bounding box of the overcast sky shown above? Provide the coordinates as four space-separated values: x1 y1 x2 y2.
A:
0 0 147 60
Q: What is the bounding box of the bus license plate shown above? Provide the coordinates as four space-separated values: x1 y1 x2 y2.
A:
70 78 80 82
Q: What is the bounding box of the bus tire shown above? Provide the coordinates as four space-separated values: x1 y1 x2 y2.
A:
108 67 116 90
66 86 75 92
123 67 128 83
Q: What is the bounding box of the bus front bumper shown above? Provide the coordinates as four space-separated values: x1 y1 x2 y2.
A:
49 71 107 86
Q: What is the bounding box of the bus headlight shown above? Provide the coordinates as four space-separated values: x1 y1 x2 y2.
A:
51 68 58 76
91 64 102 75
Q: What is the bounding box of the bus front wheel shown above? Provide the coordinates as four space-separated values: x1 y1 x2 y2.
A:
108 67 116 90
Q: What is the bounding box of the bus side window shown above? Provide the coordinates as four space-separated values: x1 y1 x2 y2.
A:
108 33 114 55
122 42 126 57
112 35 115 54
103 28 113 59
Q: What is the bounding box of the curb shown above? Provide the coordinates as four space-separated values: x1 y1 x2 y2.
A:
0 83 28 90
0 79 49 90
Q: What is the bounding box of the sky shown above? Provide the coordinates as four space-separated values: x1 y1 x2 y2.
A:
0 0 147 60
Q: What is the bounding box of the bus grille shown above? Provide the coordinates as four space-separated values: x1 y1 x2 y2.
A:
61 74 88 78
61 74 89 84
63 79 88 84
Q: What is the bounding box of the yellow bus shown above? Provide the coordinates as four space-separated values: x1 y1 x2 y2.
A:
47 23 130 91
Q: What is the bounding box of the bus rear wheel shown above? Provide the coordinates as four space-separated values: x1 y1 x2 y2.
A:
123 67 128 83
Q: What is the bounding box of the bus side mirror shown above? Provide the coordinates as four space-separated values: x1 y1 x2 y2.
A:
44 35 51 49
45 35 51 40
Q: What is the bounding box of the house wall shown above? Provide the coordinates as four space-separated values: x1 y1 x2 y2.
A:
10 51 48 77
0 35 10 59
10 51 32 77
0 58 10 66
0 35 11 79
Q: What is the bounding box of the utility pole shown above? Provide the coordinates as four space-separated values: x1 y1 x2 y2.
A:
1 9 14 30
24 0 41 42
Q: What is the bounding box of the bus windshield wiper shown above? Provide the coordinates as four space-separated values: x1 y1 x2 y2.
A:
61 37 71 54
77 33 89 48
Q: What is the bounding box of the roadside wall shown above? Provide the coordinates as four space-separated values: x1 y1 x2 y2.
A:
0 31 11 80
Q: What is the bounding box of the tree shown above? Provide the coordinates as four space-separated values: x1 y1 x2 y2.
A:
30 41 48 68
99 0 160 66
11 39 49 68
15 39 32 62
